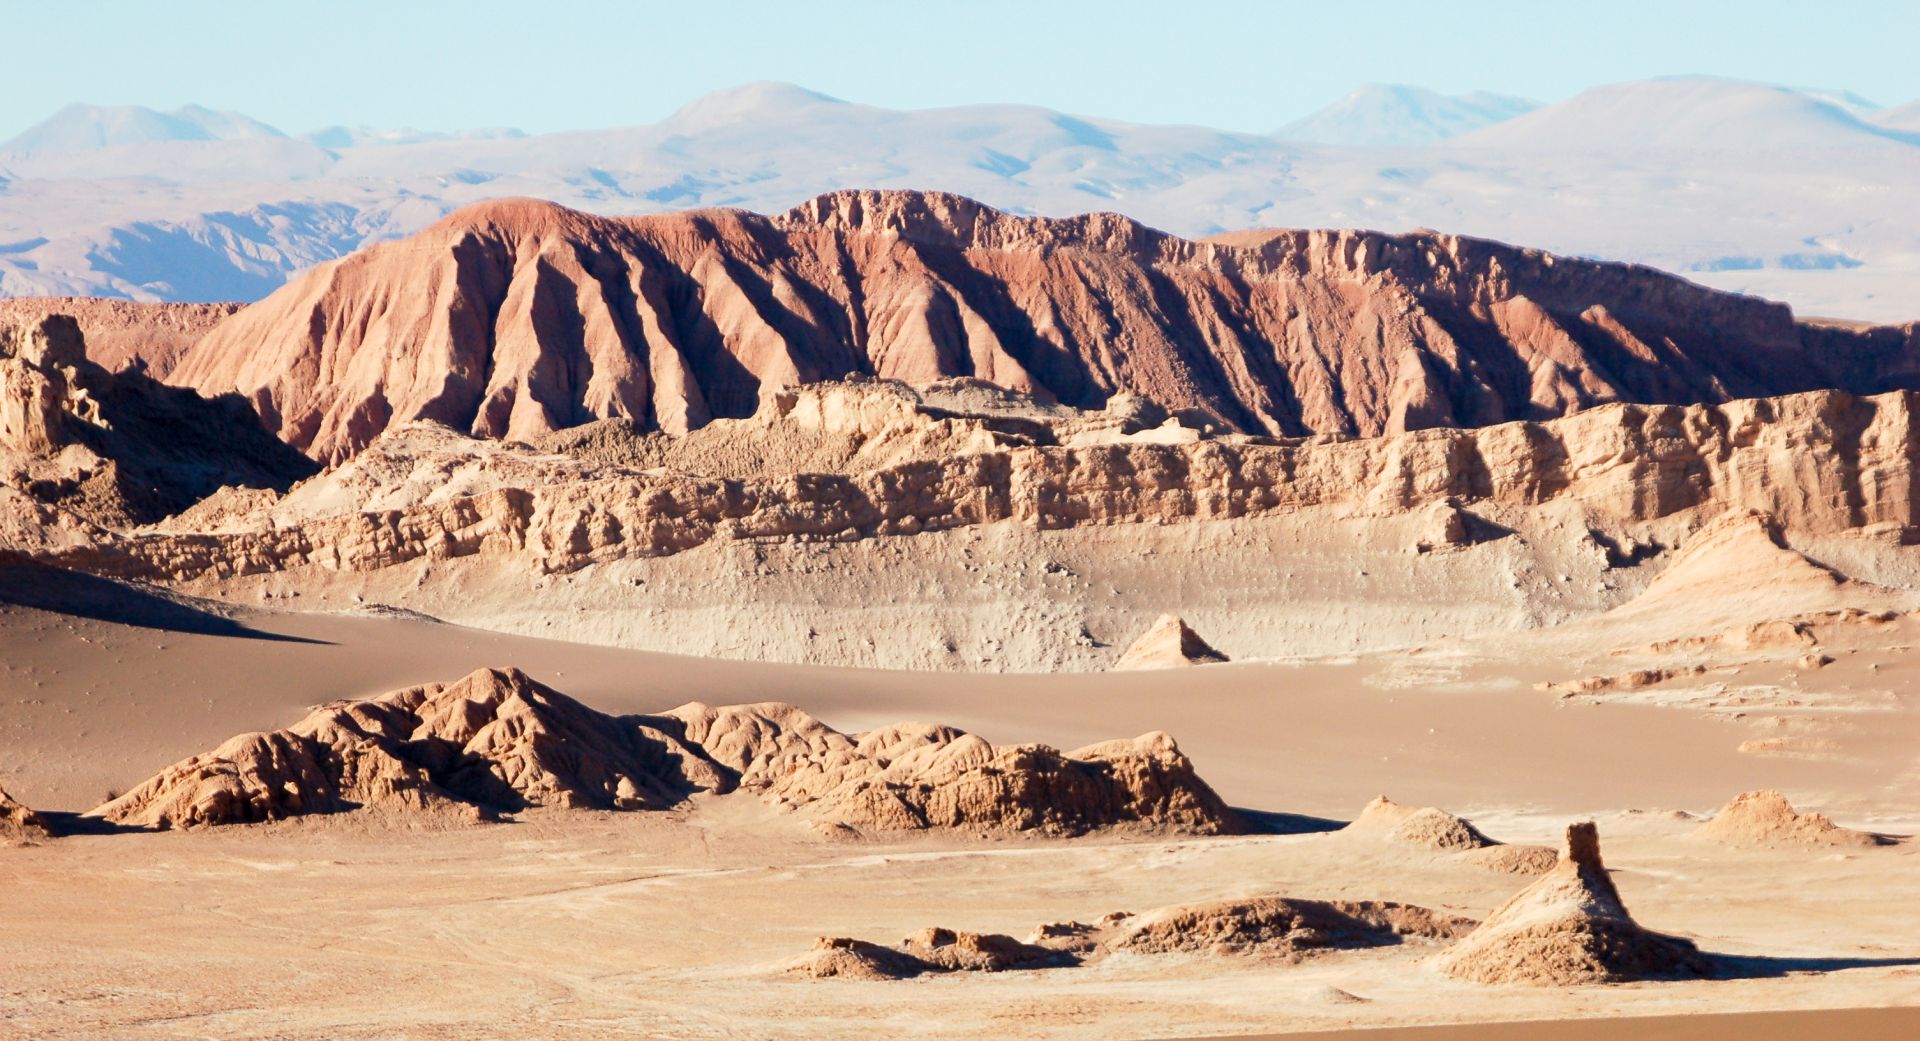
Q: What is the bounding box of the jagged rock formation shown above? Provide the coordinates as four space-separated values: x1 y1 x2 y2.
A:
1432 822 1712 985
792 896 1471 979
95 666 1244 836
1692 790 1893 848
0 298 240 378
94 667 713 829
0 314 89 455
167 190 1920 464
0 313 316 530
1 784 48 844
1342 796 1558 874
1113 614 1228 669
656 702 1242 836
30 383 1920 587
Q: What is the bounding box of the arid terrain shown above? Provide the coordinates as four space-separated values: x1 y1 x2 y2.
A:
3 190 1918 1039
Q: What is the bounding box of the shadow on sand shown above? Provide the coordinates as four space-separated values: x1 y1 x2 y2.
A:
0 564 330 645
33 810 148 837
1235 808 1347 835
1712 952 1920 979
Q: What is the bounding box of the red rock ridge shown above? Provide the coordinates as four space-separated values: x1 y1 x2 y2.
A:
170 190 1920 464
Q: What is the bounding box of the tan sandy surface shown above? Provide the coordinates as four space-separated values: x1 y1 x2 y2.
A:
3 571 1918 1039
1197 1006 1920 1040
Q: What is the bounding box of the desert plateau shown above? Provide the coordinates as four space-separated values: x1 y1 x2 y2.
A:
5 9 1920 1038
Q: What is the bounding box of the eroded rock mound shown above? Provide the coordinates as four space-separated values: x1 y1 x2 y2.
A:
792 895 1470 980
1433 822 1712 985
1 784 48 845
95 667 1243 837
1616 510 1852 623
662 702 1244 836
1108 897 1474 958
791 929 1072 979
94 667 717 829
1343 796 1557 874
1114 614 1229 670
1693 790 1893 849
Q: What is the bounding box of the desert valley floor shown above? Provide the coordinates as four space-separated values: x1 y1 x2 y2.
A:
2 563 1918 1039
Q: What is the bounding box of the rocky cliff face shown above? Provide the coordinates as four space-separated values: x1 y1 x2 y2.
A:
170 190 1920 464
0 314 315 529
33 383 1920 585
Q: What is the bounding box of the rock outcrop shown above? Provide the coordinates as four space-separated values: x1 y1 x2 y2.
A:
670 700 1244 835
1692 790 1893 849
1113 614 1229 670
0 313 316 530
168 190 1920 464
0 314 88 456
1 784 48 844
1432 822 1712 985
95 667 1244 836
1342 796 1557 874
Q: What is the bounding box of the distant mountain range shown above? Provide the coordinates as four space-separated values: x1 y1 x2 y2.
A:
2 77 1917 321
1275 85 1540 145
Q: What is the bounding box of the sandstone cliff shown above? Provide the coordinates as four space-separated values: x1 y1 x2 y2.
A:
32 383 1920 585
168 190 1920 463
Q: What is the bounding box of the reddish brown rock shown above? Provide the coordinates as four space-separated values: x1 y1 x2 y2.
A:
169 190 1920 464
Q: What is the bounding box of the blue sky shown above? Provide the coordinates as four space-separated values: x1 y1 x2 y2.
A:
6 0 1917 138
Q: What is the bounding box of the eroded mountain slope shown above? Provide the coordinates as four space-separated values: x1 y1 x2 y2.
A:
170 190 1920 463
